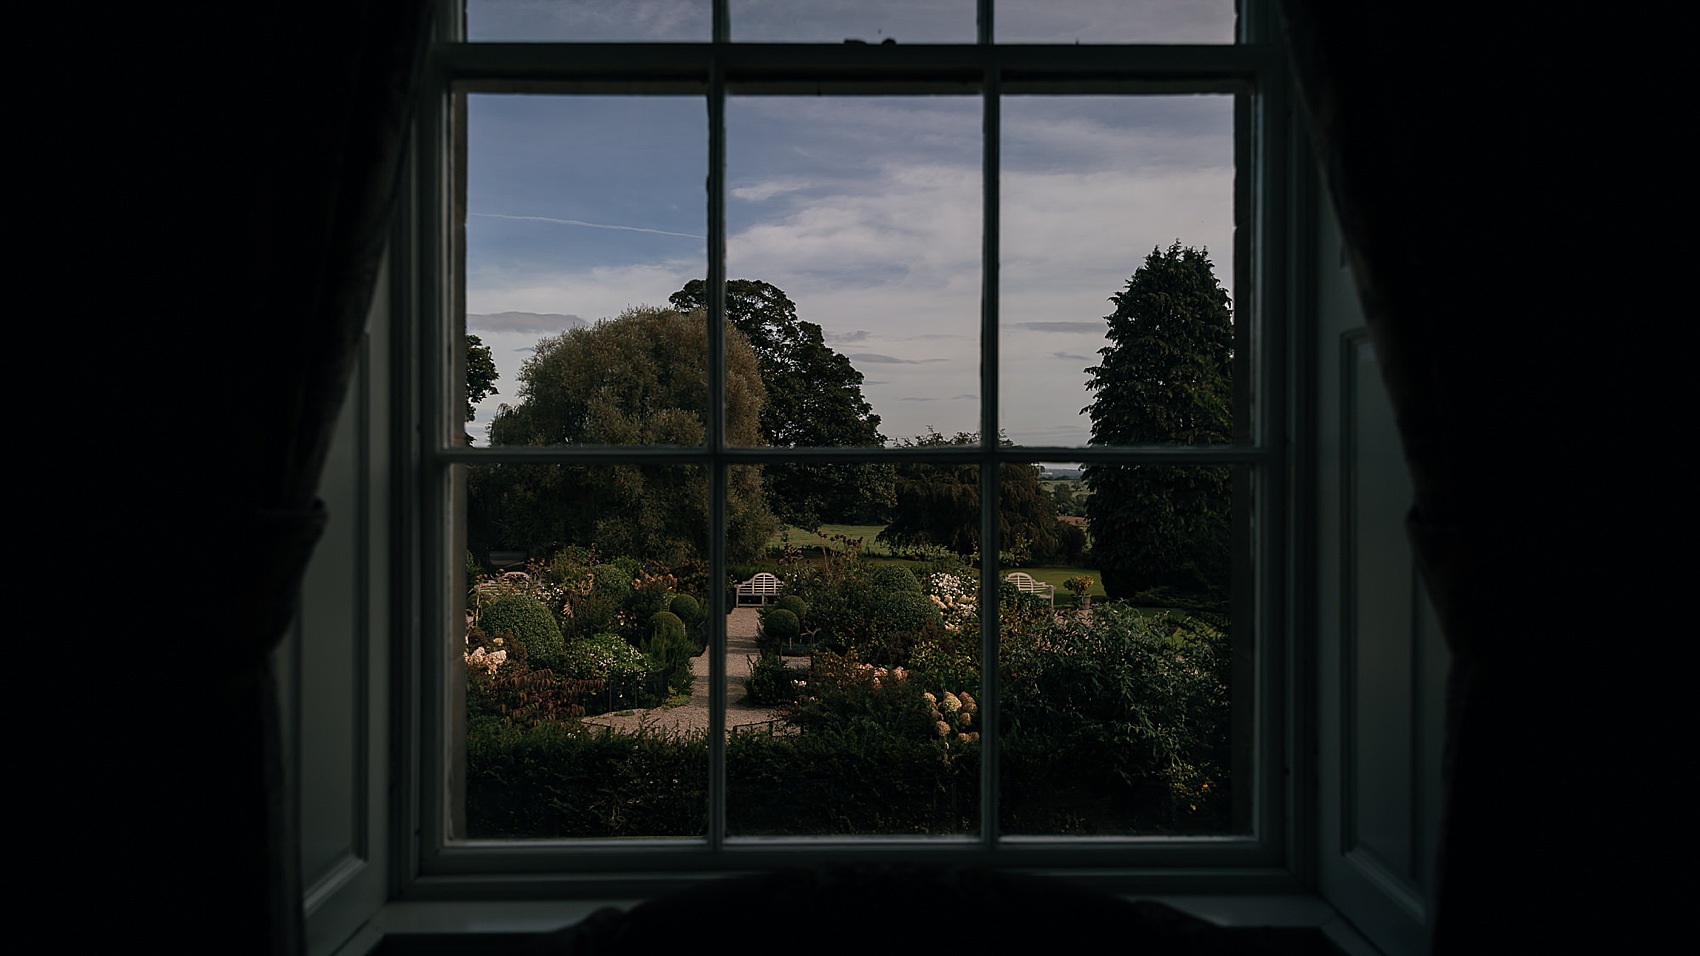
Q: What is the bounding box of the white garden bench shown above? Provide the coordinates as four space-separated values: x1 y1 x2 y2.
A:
736 571 782 605
1003 571 1055 607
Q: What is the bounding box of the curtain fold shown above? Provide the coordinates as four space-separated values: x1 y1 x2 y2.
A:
197 2 432 951
1276 3 1671 951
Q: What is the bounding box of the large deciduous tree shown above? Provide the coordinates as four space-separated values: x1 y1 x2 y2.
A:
877 430 1062 564
670 279 892 527
465 333 499 423
1084 242 1234 600
468 306 776 565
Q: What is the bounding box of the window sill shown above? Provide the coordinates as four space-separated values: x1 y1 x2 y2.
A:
349 893 1381 956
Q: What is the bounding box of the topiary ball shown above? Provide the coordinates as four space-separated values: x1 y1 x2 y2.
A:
478 594 564 668
773 593 808 623
668 593 702 627
647 610 687 646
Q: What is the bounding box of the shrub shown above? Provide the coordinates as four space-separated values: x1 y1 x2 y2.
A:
477 594 564 669
869 564 923 595
466 722 707 838
642 611 694 697
624 567 679 622
555 632 653 713
772 593 808 624
727 725 977 835
1000 604 1230 832
808 575 941 665
744 652 803 706
757 607 799 657
668 593 702 629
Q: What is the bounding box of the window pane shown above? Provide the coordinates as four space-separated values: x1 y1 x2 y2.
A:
728 471 982 836
1000 463 1241 835
999 95 1236 448
997 0 1236 44
466 95 707 447
462 463 713 839
728 96 982 446
467 0 710 42
731 0 974 43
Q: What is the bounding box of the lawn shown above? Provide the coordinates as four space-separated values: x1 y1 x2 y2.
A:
766 525 1106 598
769 524 897 557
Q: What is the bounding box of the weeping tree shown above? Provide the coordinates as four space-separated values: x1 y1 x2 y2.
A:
877 430 1062 564
468 306 777 565
1083 242 1234 600
671 279 893 527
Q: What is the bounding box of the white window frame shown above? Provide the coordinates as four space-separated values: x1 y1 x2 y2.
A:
396 0 1307 905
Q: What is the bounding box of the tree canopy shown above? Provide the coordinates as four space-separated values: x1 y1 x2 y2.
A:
465 333 499 423
468 306 776 565
671 279 892 527
1083 242 1234 599
877 430 1063 564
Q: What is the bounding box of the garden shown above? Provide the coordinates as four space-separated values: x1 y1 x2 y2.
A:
462 533 1233 839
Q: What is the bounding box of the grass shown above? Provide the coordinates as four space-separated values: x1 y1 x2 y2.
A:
765 524 1107 598
769 524 894 556
1004 565 1107 599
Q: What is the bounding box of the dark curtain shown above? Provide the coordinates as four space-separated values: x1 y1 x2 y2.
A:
91 2 433 952
1277 3 1677 951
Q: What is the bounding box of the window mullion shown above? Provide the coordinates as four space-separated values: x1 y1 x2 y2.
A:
706 30 729 850
977 0 1001 850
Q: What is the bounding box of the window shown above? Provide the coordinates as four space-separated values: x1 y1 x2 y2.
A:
418 0 1289 891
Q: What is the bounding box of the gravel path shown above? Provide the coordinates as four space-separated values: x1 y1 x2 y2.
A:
581 607 800 737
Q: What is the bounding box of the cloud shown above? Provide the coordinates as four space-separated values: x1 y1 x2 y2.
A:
1006 321 1104 334
825 329 872 343
472 212 701 240
730 177 814 203
467 311 587 334
1052 351 1093 362
848 353 950 365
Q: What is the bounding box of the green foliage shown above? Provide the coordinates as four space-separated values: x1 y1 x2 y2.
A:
1084 242 1233 599
757 607 800 656
772 593 808 623
642 611 694 697
667 593 702 630
464 718 976 838
463 624 607 728
807 573 942 665
877 430 1064 563
464 333 499 423
671 279 893 527
743 652 803 706
999 604 1230 832
469 305 776 565
727 724 977 835
647 610 686 646
465 722 707 838
477 594 563 669
869 564 923 595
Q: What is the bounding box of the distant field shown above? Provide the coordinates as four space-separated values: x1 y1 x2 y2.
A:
764 525 1105 597
769 524 895 556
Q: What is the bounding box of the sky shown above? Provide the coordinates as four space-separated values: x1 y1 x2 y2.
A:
463 1 1237 451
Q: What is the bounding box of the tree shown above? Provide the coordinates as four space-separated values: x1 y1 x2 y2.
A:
468 306 777 565
877 430 1063 564
465 334 499 422
1083 242 1234 600
670 279 892 527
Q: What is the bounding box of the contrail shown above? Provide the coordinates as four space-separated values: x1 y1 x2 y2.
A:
473 212 701 240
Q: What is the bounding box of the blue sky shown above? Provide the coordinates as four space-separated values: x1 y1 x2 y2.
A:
463 3 1236 449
